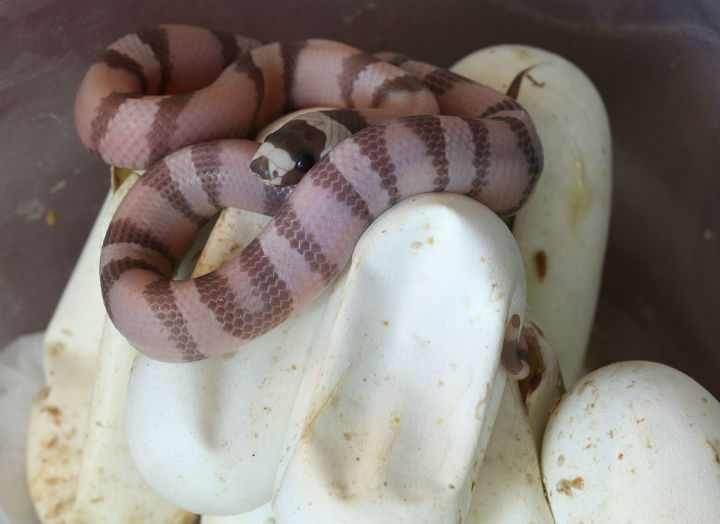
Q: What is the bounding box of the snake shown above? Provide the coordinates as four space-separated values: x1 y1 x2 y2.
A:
76 25 542 374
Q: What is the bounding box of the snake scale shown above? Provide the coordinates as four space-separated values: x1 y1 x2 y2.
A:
75 25 543 372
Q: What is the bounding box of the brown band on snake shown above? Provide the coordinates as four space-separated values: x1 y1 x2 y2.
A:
479 99 521 118
310 160 373 222
462 118 491 197
422 68 469 98
146 93 195 164
321 109 369 134
100 257 167 315
103 217 178 267
352 123 400 205
98 49 148 93
136 26 171 94
190 141 223 208
279 40 308 111
234 52 265 130
274 204 338 283
88 92 141 156
210 29 242 68
489 115 541 179
370 74 427 108
195 272 248 337
143 279 206 361
338 53 382 107
403 115 450 191
238 238 294 332
262 184 293 215
489 115 542 214
195 238 294 339
139 159 206 226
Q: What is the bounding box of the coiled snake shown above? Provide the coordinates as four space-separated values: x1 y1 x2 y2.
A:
75 25 543 375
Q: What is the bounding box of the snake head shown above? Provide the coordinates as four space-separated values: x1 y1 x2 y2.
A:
250 119 328 187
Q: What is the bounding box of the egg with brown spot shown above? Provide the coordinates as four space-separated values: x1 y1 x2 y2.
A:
542 361 720 523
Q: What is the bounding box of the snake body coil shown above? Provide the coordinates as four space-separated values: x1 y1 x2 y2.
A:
75 25 543 362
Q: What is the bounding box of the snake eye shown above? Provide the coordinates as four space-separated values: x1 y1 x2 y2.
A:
295 154 315 173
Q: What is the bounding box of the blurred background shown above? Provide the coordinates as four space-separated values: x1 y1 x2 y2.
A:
1 0 718 395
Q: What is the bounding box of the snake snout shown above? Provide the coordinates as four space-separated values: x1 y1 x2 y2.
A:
249 156 272 180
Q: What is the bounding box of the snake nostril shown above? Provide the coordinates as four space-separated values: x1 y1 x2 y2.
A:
249 156 270 179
